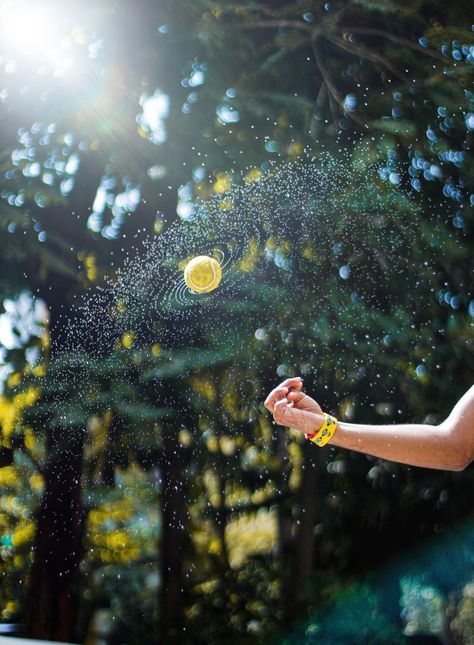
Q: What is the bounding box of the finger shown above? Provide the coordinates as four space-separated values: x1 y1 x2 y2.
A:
264 386 288 410
273 398 306 428
272 398 290 425
264 378 303 411
264 386 289 411
265 378 302 409
278 377 303 390
287 390 305 403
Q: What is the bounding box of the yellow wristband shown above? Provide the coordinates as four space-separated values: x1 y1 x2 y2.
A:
307 413 338 447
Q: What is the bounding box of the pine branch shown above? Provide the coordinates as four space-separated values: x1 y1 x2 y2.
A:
328 33 406 82
311 37 366 127
340 26 446 62
234 19 312 31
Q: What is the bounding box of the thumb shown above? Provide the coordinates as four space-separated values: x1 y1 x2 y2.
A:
273 397 291 424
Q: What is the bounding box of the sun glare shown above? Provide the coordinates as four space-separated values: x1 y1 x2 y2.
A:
0 0 73 75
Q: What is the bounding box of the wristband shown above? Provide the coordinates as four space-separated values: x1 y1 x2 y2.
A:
305 413 338 447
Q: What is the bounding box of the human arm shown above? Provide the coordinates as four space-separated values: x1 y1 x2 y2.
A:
264 380 474 471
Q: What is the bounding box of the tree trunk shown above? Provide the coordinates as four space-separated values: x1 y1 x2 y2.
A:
285 443 325 620
159 420 190 643
26 267 89 641
26 425 86 640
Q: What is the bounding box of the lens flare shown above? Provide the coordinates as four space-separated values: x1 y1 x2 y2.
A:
0 0 73 75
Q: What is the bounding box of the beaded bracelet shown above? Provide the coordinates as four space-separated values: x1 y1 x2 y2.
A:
305 413 338 447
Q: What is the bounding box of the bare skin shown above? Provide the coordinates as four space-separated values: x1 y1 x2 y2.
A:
264 378 474 471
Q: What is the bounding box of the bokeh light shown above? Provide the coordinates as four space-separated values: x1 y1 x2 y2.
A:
0 0 74 77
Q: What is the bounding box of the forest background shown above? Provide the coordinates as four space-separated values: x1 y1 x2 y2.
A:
0 1 473 643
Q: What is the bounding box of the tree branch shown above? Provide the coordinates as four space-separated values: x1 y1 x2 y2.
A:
311 37 366 127
340 27 446 62
328 33 406 82
234 20 312 32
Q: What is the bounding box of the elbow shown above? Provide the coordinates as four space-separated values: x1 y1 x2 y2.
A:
443 449 472 472
443 447 473 472
452 454 473 472
447 460 470 472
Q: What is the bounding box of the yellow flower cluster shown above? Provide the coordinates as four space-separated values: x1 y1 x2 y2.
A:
121 332 135 349
11 521 35 547
225 509 277 568
288 441 303 490
1 601 16 620
83 253 98 282
219 198 233 211
213 172 231 194
244 168 263 185
0 467 17 488
0 495 19 515
225 479 276 510
88 500 134 527
29 473 44 495
190 376 215 402
151 343 161 357
91 529 140 563
239 238 260 273
88 499 141 564
0 387 40 438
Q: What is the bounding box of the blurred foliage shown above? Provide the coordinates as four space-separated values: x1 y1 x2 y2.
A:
0 0 473 643
280 581 405 645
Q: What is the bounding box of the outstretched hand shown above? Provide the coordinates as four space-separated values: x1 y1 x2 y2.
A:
264 377 324 436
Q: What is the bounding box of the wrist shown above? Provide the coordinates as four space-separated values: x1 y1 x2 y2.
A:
306 412 338 446
305 413 325 439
